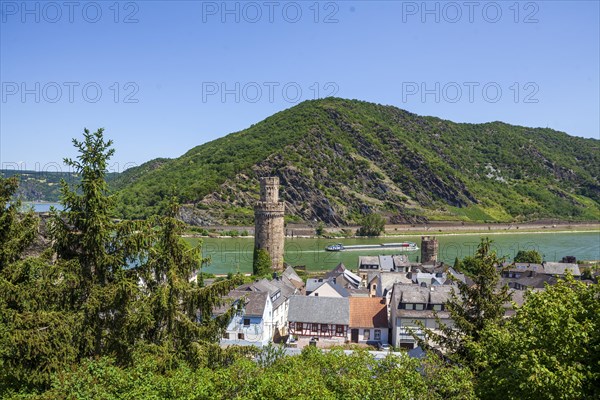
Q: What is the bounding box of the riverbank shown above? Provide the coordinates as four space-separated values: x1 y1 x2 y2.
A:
383 221 600 236
183 221 599 239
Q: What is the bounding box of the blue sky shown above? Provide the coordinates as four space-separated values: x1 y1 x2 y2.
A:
1 0 599 172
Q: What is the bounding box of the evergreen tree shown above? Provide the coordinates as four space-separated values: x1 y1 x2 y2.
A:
253 248 272 276
1 129 249 393
0 176 38 272
134 196 244 366
416 238 511 367
0 177 80 389
48 128 148 360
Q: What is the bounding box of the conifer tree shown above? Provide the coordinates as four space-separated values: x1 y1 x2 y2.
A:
0 176 79 389
253 248 272 276
49 128 146 359
416 238 511 367
134 196 244 365
0 176 38 272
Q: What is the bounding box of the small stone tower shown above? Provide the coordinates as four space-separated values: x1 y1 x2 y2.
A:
421 236 439 263
254 177 285 271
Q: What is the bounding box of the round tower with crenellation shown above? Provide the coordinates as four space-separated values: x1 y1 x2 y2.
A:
254 177 285 271
421 236 439 263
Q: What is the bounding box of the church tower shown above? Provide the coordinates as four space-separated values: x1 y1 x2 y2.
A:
254 177 285 271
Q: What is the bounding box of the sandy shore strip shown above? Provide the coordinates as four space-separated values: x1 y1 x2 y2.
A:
184 221 599 238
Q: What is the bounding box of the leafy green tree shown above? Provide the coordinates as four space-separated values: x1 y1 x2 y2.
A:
315 221 325 236
474 277 600 399
252 248 271 276
513 249 543 264
416 238 511 367
356 213 385 236
36 346 476 399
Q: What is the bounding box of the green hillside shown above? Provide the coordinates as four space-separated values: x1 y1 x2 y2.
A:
113 98 600 225
1 169 119 202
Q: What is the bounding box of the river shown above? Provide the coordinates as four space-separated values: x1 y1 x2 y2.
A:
24 203 598 274
187 231 600 274
22 202 63 212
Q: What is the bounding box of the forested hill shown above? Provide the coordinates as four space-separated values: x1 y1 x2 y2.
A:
0 169 119 203
112 98 600 225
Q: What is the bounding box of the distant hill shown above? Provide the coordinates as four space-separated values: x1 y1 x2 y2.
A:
112 98 600 225
17 98 600 225
1 169 119 203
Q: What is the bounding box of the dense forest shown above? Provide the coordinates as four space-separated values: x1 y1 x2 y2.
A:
111 98 600 225
1 129 598 399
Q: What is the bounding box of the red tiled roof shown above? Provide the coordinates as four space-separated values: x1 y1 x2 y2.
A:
349 297 388 328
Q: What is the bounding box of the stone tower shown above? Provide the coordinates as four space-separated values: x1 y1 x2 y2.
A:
254 177 285 271
421 236 439 263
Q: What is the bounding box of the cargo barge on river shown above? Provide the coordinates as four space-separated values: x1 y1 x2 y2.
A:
325 242 419 252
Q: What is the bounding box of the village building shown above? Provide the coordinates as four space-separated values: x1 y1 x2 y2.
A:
236 273 298 340
306 278 349 297
216 290 273 347
287 296 350 347
499 261 581 280
324 262 362 289
357 254 412 281
389 284 454 349
348 297 389 345
367 271 412 298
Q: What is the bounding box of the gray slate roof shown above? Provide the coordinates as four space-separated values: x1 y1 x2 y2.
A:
359 256 380 268
213 290 269 317
307 279 350 297
283 265 304 286
288 296 350 325
306 278 328 293
393 255 411 268
392 283 454 307
543 262 581 276
237 277 296 309
379 256 395 272
325 263 347 279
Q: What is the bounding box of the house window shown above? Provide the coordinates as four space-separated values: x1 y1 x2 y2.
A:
374 329 381 340
289 322 295 330
314 293 319 296
223 333 230 339
415 304 424 311
364 330 370 340
321 324 328 333
244 318 251 326
336 325 344 335
404 303 414 310
238 333 245 340
297 322 303 331
312 324 319 332
432 304 442 311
